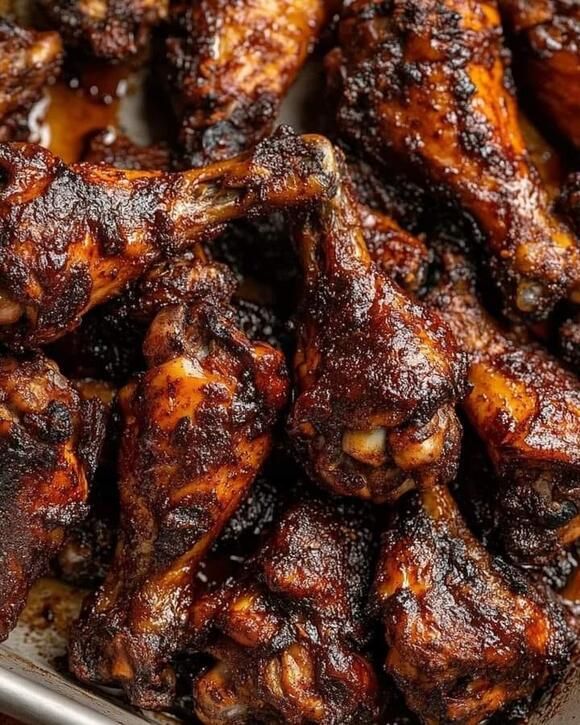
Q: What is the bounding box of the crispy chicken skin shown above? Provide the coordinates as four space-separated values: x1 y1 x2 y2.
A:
0 20 62 141
0 132 336 347
335 0 580 317
358 204 429 292
83 128 171 170
0 355 106 640
165 0 330 166
38 0 168 60
192 500 380 724
426 246 580 563
559 312 580 373
499 0 580 149
289 151 466 503
69 299 288 709
374 486 573 724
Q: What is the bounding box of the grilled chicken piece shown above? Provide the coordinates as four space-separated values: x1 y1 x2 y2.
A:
38 0 168 60
335 0 580 317
426 246 580 563
0 355 106 640
0 131 336 347
0 19 62 141
165 0 332 166
192 499 380 724
374 486 573 724
289 150 466 503
69 296 289 709
500 0 580 149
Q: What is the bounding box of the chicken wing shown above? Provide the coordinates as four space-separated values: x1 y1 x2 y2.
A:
499 0 580 149
69 298 289 709
192 499 380 724
38 0 168 60
335 0 580 317
165 0 331 166
289 150 466 503
0 19 62 141
374 486 573 724
426 246 580 563
0 131 336 347
0 355 106 639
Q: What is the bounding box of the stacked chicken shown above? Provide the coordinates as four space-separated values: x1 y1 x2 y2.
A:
0 0 578 723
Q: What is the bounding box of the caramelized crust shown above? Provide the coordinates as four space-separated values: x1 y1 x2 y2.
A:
165 0 330 166
374 487 573 724
358 204 429 292
0 131 337 347
500 0 580 148
335 0 580 317
426 247 580 562
290 151 466 502
69 301 288 709
0 19 62 141
38 0 168 60
82 128 171 170
0 355 106 639
559 312 580 373
192 500 380 724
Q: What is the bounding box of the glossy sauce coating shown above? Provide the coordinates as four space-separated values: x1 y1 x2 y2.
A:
165 0 331 166
0 355 106 640
192 499 380 724
335 0 580 317
374 487 573 724
0 131 336 347
290 147 466 502
69 299 288 709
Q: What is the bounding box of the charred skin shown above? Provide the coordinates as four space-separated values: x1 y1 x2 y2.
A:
69 301 288 709
0 355 106 640
192 499 380 725
426 247 580 563
559 312 580 374
500 0 580 149
335 0 580 317
374 486 573 724
0 131 337 347
0 19 63 141
38 0 168 60
290 151 466 503
82 128 171 170
165 0 330 166
358 203 429 292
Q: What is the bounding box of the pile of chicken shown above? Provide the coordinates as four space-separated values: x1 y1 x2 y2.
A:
0 0 579 723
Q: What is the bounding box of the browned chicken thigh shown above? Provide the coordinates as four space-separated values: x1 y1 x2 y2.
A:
69 294 289 709
0 132 336 347
374 486 573 724
289 149 466 503
0 19 62 141
335 0 580 317
499 0 580 149
165 0 332 166
38 0 168 60
192 499 380 724
426 246 580 563
0 355 106 640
